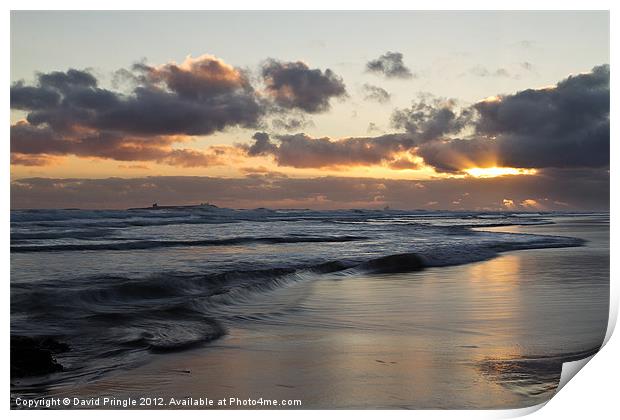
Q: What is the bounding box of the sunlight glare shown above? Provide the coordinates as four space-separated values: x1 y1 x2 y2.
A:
465 167 538 178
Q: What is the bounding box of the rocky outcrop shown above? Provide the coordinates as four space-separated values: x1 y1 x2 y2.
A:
10 336 69 378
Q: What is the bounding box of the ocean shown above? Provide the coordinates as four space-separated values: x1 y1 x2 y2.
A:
10 207 609 408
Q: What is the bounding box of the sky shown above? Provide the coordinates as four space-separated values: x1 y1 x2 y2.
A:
10 11 610 210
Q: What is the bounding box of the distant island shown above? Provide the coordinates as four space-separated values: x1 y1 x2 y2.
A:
128 203 220 211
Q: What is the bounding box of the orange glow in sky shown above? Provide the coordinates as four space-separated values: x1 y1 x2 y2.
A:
464 167 538 178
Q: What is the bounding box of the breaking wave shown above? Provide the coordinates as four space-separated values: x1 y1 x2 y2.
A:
11 235 367 253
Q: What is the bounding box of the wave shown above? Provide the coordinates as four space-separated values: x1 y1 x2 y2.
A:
11 228 114 241
415 234 585 267
12 234 586 318
10 235 368 253
12 232 585 326
134 319 227 353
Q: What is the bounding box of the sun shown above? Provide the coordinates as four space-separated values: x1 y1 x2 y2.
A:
464 167 538 178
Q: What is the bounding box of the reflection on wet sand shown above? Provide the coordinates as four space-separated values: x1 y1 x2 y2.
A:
477 348 600 398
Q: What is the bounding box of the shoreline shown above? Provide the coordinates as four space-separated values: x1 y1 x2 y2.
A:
11 215 609 409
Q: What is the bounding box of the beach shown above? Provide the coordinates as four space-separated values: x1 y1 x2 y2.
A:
11 211 609 409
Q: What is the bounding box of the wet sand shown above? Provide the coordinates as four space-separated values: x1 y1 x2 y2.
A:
42 216 609 409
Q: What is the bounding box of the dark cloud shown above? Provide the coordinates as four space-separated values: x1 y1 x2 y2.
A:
415 137 497 173
261 59 347 113
271 115 313 131
366 52 413 79
244 132 415 169
10 82 61 110
362 84 390 103
472 64 610 169
11 170 609 211
391 98 473 142
12 57 263 137
387 157 420 170
10 120 224 167
246 65 608 176
10 55 268 166
135 55 254 100
93 86 262 137
402 65 609 173
10 54 353 167
11 123 72 156
11 51 609 211
38 68 98 90
246 132 278 157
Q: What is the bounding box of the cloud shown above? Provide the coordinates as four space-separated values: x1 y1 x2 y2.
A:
10 51 609 212
246 132 278 156
415 137 497 173
9 120 227 167
261 59 347 113
366 52 413 79
244 65 608 175
160 149 223 168
118 164 150 170
11 169 609 210
473 64 610 169
135 54 252 100
387 156 420 170
362 84 390 103
242 65 608 176
12 56 264 137
401 65 609 173
391 97 473 142
244 132 416 169
11 54 352 167
239 166 288 179
10 55 266 167
520 198 540 208
10 153 59 167
271 114 313 131
468 66 513 78
10 81 61 110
